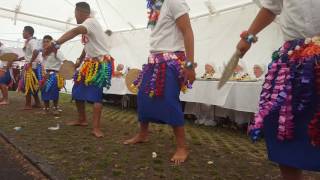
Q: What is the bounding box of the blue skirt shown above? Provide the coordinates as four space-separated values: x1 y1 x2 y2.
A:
41 76 59 101
72 82 103 103
264 94 320 171
138 66 184 127
0 70 11 85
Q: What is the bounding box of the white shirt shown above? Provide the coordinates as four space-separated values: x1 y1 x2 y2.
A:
0 46 6 67
24 38 41 68
150 0 190 52
0 61 6 68
260 0 320 41
43 50 64 71
81 18 110 58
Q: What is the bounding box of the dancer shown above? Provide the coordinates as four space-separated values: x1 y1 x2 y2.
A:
124 0 195 165
0 60 13 106
19 26 42 110
41 35 65 115
46 2 114 137
238 1 320 179
0 42 12 105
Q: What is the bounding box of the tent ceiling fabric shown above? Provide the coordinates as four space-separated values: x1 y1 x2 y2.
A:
0 0 283 90
0 0 253 40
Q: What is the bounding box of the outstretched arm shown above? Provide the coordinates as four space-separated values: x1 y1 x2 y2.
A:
247 8 276 36
56 26 87 45
44 26 88 58
237 8 276 57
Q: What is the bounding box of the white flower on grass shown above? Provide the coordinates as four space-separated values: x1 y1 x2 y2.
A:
48 124 60 131
152 152 157 158
13 127 21 131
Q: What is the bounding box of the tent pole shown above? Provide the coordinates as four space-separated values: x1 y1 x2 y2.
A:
0 7 77 31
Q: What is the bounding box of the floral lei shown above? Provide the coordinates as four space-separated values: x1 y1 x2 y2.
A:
249 37 320 147
147 0 164 28
131 52 191 97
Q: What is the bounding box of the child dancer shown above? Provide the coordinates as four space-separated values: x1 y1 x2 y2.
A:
41 35 65 115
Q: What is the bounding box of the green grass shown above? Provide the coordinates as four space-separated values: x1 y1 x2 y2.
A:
0 92 319 180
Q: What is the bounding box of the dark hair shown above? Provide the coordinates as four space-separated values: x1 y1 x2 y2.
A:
105 30 112 36
76 2 90 14
43 35 53 41
24 26 34 36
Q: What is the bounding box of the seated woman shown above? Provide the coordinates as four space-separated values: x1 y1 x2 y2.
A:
201 63 215 79
113 64 126 78
185 63 220 126
253 64 266 80
201 63 221 79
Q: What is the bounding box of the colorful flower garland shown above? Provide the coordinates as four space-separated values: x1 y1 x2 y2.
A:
132 52 192 98
249 37 320 147
19 64 39 95
74 55 114 89
309 62 320 147
57 73 65 89
147 0 164 29
40 72 65 92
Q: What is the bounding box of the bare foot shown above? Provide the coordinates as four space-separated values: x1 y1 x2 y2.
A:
170 148 189 165
92 129 104 138
66 120 88 126
0 101 9 106
123 134 148 145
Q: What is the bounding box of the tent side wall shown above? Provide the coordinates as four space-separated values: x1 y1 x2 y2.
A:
102 4 283 76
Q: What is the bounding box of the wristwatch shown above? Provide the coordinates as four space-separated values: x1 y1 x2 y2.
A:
53 41 61 49
185 61 195 70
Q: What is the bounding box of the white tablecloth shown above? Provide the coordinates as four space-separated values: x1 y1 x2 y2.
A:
180 80 263 113
103 77 133 95
103 78 263 113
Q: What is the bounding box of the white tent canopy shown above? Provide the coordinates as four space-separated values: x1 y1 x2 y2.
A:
1 0 253 40
0 0 283 83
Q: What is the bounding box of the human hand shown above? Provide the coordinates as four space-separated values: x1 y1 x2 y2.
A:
236 39 252 58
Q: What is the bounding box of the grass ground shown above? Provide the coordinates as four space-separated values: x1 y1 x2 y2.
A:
0 92 319 180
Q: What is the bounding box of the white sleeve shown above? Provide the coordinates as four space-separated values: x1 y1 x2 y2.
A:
168 0 190 20
81 18 95 35
56 50 65 62
259 0 283 15
29 39 40 52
